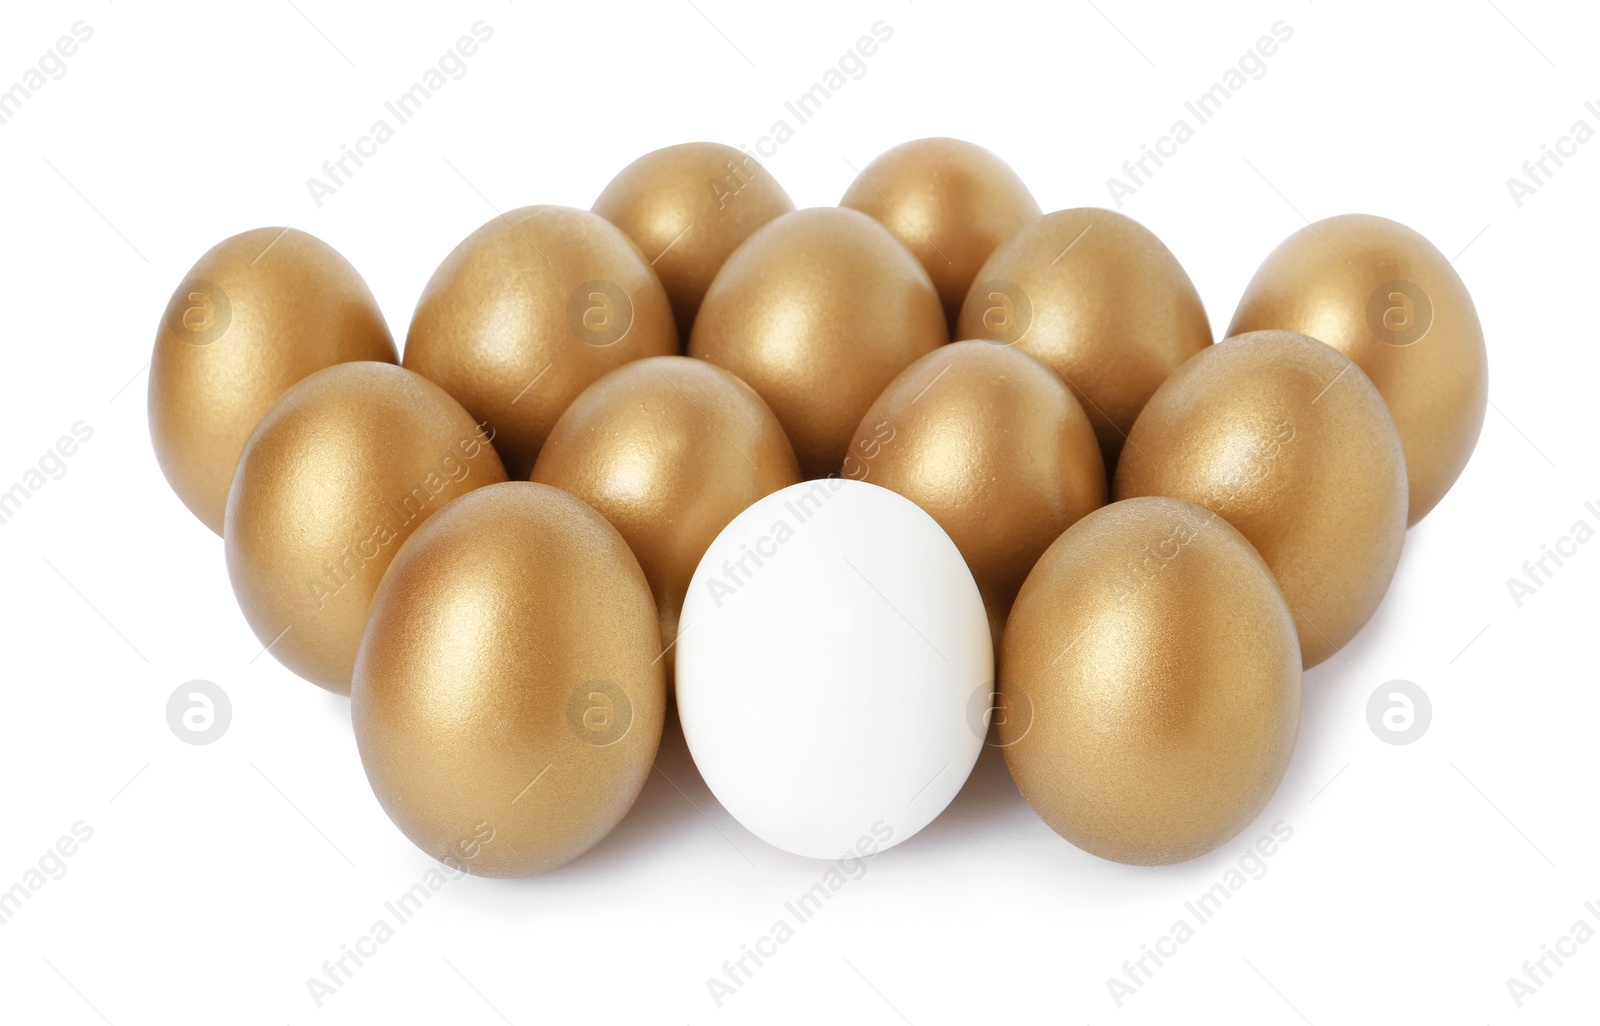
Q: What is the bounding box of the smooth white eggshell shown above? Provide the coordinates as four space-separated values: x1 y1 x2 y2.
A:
675 478 991 859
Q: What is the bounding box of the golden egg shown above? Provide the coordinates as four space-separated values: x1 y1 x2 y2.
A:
403 205 678 478
840 137 1041 330
956 208 1211 471
593 142 795 339
1000 496 1301 865
149 227 397 534
1227 213 1487 524
225 362 506 693
531 355 800 677
1114 331 1407 668
353 481 665 877
844 340 1104 646
689 207 947 477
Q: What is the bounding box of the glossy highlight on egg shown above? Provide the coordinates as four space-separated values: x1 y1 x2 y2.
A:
594 141 795 339
1115 330 1408 668
224 362 506 693
690 207 948 478
1228 213 1487 524
844 340 1104 646
1000 497 1302 865
152 137 1486 881
956 207 1212 472
404 205 678 478
150 227 397 534
354 482 665 876
533 355 800 681
841 137 1040 331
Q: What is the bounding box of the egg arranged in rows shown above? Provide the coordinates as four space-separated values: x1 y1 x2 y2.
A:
150 138 1485 873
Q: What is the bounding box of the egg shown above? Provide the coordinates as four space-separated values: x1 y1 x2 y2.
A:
532 356 801 680
840 137 1041 330
955 208 1211 471
403 205 678 478
689 207 948 478
593 142 795 338
149 227 397 534
844 340 1104 646
1114 331 1407 668
1000 496 1301 865
224 362 506 693
1227 213 1487 524
353 482 665 876
676 479 990 859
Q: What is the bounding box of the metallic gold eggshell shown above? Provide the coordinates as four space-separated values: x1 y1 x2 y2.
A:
689 207 948 477
403 205 678 478
1227 213 1487 524
149 227 397 534
1000 496 1302 866
956 208 1212 471
840 137 1041 330
353 481 666 877
224 362 507 693
1114 331 1407 669
532 355 801 675
593 142 795 339
844 340 1105 646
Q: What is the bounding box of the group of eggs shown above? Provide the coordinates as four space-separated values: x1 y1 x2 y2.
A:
149 138 1486 874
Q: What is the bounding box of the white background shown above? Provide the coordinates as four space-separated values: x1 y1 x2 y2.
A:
1 1 1595 1022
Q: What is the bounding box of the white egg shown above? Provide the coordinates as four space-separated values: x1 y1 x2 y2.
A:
676 478 991 859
